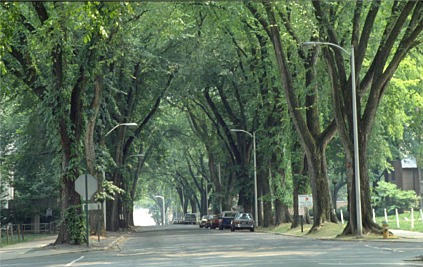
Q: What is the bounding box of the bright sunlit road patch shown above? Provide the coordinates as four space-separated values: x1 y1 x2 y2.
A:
133 208 155 226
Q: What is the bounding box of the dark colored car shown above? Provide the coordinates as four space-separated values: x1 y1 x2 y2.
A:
206 215 220 229
219 211 239 230
231 212 255 232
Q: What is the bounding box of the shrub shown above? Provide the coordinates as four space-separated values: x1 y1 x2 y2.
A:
372 181 420 216
66 206 86 245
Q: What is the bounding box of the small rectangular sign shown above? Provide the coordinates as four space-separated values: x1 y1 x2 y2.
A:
87 203 101 210
298 194 313 207
298 194 313 216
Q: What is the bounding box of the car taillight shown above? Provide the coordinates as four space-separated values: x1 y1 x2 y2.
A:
234 220 240 224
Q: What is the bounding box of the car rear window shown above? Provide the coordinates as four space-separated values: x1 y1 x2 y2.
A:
238 213 252 219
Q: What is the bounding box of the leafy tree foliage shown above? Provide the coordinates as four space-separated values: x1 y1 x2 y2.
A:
244 0 422 235
372 181 420 216
1 2 421 242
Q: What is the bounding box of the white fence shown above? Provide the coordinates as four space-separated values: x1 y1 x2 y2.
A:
1 222 58 245
372 208 423 229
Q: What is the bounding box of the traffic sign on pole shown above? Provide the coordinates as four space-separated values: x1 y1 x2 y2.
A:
75 174 98 200
75 173 98 247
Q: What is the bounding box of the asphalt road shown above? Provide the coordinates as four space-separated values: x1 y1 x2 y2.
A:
1 224 422 267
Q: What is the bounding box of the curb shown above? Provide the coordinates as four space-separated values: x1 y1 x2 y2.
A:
104 233 128 250
262 229 423 243
0 232 129 261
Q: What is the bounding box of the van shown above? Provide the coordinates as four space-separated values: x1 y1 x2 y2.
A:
184 213 197 225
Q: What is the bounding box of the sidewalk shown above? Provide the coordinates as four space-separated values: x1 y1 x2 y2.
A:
0 230 128 261
390 229 423 240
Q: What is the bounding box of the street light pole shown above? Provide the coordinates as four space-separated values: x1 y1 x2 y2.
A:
127 153 144 159
155 195 165 226
230 129 258 226
206 180 208 215
218 163 222 214
252 131 257 226
302 41 362 236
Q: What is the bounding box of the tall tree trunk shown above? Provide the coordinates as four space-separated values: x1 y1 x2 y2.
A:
274 199 291 225
312 0 422 235
342 136 380 235
237 168 253 214
183 196 188 215
273 169 291 226
85 76 103 235
52 12 86 243
246 1 338 232
55 135 82 244
291 154 308 228
260 164 273 227
127 150 145 227
273 198 282 226
190 198 197 214
108 127 126 231
308 145 337 230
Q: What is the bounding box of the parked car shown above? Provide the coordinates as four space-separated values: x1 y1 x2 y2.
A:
206 215 219 229
172 218 182 224
219 211 239 230
199 215 208 228
184 213 197 225
231 212 255 232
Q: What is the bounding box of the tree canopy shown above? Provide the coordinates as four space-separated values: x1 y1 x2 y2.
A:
1 1 421 243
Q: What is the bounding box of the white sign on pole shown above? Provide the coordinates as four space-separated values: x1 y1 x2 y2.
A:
75 174 98 200
88 203 101 210
75 173 98 248
298 194 313 216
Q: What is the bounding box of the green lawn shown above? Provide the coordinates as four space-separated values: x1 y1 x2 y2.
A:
265 209 423 239
0 233 55 248
375 209 423 232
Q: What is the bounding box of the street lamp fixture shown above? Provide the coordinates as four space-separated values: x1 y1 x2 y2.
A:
155 195 165 226
230 129 258 226
105 123 137 136
301 41 362 236
128 154 144 159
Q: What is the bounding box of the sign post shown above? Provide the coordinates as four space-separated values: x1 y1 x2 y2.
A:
298 194 313 214
75 174 98 247
298 194 313 232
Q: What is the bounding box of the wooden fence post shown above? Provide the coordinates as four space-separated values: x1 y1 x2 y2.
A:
6 224 9 244
17 224 21 242
411 208 414 229
10 224 14 244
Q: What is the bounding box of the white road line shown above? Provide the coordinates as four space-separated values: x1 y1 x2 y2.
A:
65 256 84 266
364 244 404 253
319 263 422 266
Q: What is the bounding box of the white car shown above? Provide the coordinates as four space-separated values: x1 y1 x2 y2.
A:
199 215 208 228
231 213 255 232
